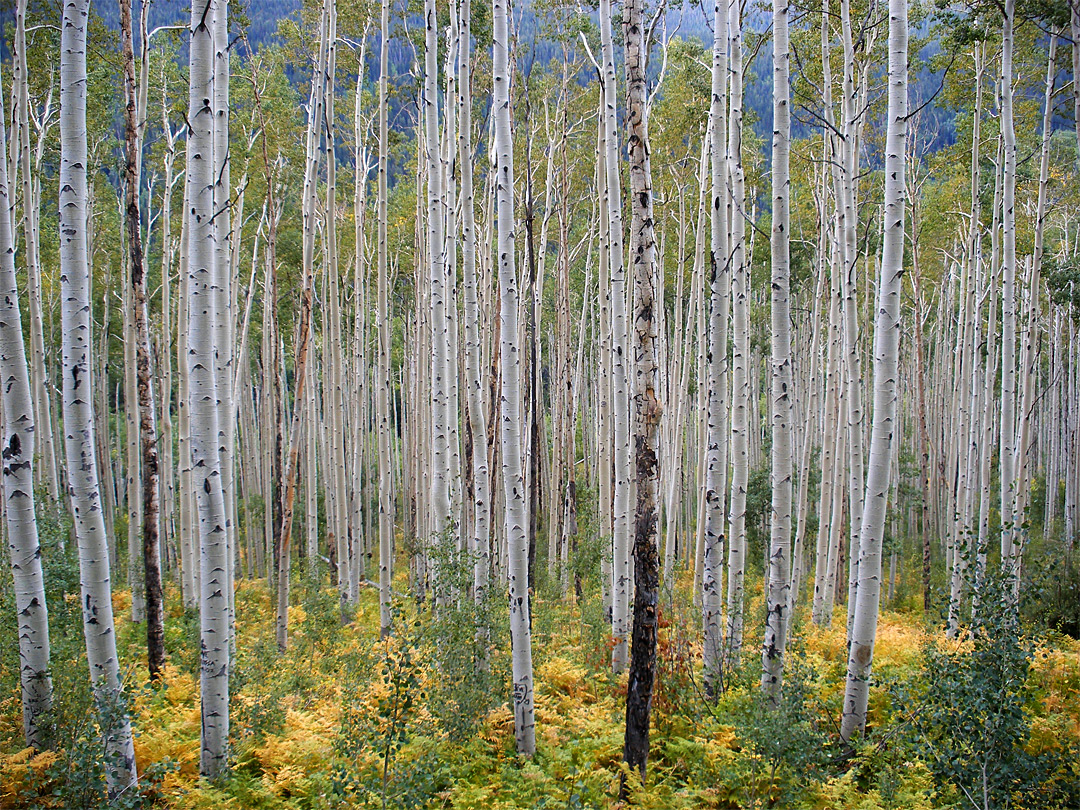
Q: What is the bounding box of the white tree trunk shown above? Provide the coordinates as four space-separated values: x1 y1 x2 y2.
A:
702 0 729 694
725 0 748 664
60 0 138 792
600 0 632 673
460 0 490 608
840 0 906 741
762 0 792 702
426 0 452 578
377 0 394 637
0 68 51 749
999 0 1019 593
187 0 229 776
493 0 536 754
14 0 59 503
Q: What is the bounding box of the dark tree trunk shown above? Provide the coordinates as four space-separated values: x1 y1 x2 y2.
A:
121 0 164 680
621 0 662 791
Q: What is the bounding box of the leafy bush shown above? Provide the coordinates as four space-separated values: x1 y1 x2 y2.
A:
899 570 1080 810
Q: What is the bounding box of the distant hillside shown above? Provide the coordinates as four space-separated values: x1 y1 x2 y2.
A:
92 0 302 46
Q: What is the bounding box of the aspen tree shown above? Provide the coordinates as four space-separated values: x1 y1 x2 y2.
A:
426 0 453 579
596 91 614 622
187 0 230 775
702 0 729 695
352 85 371 594
763 0 792 701
13 0 59 503
377 0 394 637
0 62 51 750
841 0 906 741
212 0 235 632
600 0 633 672
948 46 984 635
1010 35 1057 590
725 0 749 663
121 0 165 680
61 0 138 791
178 209 198 606
999 0 1019 595
493 0 536 753
159 80 181 594
621 0 663 784
1073 0 1080 166
790 243 826 616
839 0 866 632
459 0 490 607
277 0 328 650
321 1 350 614
123 214 145 624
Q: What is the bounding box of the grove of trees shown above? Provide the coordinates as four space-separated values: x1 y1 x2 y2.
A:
1 0 1079 805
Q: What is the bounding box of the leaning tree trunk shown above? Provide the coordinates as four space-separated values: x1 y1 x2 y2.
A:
0 64 51 750
762 0 792 703
494 0 536 755
121 0 165 681
60 0 138 793
840 0 907 742
187 0 229 777
621 0 663 789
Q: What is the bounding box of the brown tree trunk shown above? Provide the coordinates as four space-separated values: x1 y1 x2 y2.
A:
121 0 164 679
621 0 662 790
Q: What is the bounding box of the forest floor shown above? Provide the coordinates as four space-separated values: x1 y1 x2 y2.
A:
2 557 1079 809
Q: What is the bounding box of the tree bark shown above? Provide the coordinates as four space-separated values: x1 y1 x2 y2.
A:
762 0 792 703
187 0 230 776
621 0 663 788
61 0 138 791
493 0 536 754
0 62 51 750
601 0 632 674
121 0 165 681
377 0 394 638
702 0 729 695
840 0 906 741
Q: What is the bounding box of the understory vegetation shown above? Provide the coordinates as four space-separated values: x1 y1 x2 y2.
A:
1 508 1077 809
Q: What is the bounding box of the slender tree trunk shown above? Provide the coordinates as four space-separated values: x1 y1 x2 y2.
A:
14 0 59 504
493 0 536 754
187 0 229 775
1009 34 1056 593
426 0 452 582
377 0 394 638
999 0 1019 596
621 0 662 786
762 0 792 703
702 0 729 695
212 0 235 642
61 0 138 791
600 0 632 673
276 0 328 651
460 0 490 610
725 0 748 663
840 0 906 741
121 0 165 681
0 65 51 750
